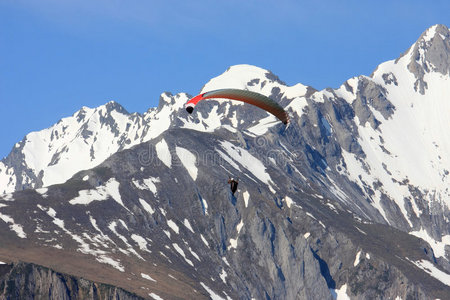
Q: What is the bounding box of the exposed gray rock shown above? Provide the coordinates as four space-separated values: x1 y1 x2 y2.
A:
407 24 450 94
0 262 142 300
1 24 450 300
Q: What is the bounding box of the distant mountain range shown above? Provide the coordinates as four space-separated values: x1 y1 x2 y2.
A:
0 24 449 299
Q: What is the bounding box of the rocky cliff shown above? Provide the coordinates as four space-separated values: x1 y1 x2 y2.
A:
0 262 142 300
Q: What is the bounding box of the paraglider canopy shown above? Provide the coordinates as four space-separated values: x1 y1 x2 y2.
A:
186 88 289 125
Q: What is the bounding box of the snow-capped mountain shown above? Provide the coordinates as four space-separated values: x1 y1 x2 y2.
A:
0 67 310 194
0 94 186 193
0 24 449 299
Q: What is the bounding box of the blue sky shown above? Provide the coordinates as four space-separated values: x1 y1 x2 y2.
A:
0 0 449 159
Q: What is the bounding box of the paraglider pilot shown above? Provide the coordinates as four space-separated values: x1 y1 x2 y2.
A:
228 176 239 195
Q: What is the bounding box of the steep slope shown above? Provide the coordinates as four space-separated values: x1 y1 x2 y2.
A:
0 24 449 299
331 24 450 245
1 128 449 299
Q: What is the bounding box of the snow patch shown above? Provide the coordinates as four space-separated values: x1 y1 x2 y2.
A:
163 230 171 239
222 257 230 267
167 220 179 234
220 141 272 184
36 187 48 198
1 193 14 201
155 138 172 168
188 246 201 261
176 147 198 181
243 191 250 208
0 211 27 238
200 234 209 247
131 234 151 252
38 205 113 257
183 219 194 233
220 269 228 283
200 282 226 300
229 219 244 250
141 273 157 282
200 197 209 215
149 293 164 300
139 198 155 214
96 256 124 272
354 251 362 267
410 259 450 287
172 243 194 267
246 114 278 135
215 149 242 171
285 196 293 208
330 284 350 300
108 221 143 260
133 177 160 196
69 178 124 208
410 228 450 259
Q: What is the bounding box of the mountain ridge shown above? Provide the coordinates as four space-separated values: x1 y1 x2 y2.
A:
0 24 450 299
2 25 448 194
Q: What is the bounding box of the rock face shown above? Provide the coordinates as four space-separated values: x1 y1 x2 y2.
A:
0 24 450 299
0 262 142 300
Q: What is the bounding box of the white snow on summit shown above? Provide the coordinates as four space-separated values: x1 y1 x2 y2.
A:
25 104 138 186
201 64 308 99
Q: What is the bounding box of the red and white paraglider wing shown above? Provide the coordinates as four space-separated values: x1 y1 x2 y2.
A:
185 88 289 125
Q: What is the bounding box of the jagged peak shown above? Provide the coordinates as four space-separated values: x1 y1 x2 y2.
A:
369 24 449 94
403 24 449 74
397 24 449 58
420 24 449 43
101 100 129 114
71 101 130 123
156 92 190 111
400 24 450 93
